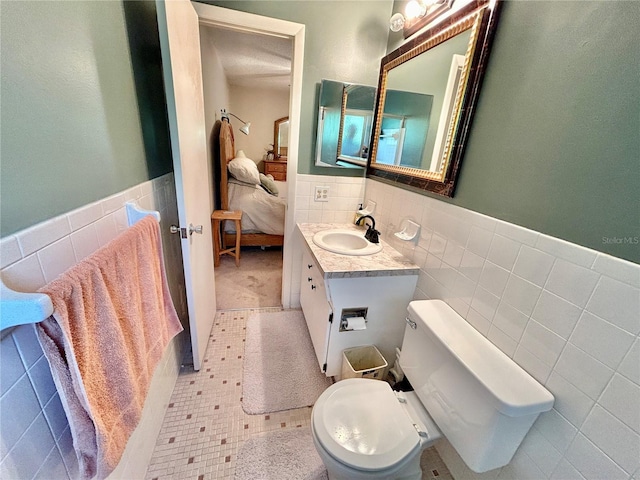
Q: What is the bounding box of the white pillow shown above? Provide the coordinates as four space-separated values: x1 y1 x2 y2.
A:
228 156 259 184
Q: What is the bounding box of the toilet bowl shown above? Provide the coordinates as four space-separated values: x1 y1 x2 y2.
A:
312 378 441 480
311 300 554 479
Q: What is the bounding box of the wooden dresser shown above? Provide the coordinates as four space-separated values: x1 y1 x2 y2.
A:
264 160 287 181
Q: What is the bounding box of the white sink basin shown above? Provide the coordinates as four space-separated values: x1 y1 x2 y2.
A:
312 229 382 256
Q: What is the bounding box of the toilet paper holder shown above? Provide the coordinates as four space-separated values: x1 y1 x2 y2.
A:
339 307 368 332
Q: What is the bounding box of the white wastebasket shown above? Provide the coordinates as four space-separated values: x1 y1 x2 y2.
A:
342 345 388 380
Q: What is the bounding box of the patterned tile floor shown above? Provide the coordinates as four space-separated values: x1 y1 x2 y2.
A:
145 308 454 480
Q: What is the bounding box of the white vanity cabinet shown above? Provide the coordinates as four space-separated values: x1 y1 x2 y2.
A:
298 225 419 378
300 248 332 370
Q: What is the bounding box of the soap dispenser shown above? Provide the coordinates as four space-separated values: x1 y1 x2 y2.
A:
354 200 376 224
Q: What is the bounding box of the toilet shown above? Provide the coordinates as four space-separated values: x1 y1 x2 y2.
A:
311 300 554 480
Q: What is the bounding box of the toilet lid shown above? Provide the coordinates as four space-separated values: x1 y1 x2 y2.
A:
312 379 420 471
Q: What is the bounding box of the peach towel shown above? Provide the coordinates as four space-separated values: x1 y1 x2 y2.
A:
36 216 183 480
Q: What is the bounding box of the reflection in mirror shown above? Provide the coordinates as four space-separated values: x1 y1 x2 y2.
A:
315 80 368 169
274 116 289 160
376 90 434 167
382 28 470 171
337 85 376 166
369 0 501 197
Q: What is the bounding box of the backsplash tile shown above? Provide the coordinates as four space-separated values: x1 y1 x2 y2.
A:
365 178 640 479
293 174 365 225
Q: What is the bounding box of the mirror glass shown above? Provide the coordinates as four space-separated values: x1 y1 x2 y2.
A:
315 79 371 169
274 116 289 160
337 84 376 166
368 1 501 197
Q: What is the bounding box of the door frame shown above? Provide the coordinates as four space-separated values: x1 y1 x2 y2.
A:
192 2 305 309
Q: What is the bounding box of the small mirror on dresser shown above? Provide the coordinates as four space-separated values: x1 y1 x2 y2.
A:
273 116 289 160
265 116 289 181
368 0 502 197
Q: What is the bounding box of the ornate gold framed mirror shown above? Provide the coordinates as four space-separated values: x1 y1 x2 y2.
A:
368 0 501 197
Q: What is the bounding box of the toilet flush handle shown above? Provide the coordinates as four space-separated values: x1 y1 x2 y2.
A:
405 317 417 329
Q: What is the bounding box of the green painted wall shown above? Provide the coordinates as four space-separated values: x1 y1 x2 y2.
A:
389 1 640 263
0 0 172 237
204 0 392 177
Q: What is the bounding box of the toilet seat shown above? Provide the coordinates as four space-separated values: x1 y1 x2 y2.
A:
312 379 422 472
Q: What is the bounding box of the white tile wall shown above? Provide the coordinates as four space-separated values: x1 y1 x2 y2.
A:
0 173 187 480
365 178 640 480
293 174 366 225
290 173 366 306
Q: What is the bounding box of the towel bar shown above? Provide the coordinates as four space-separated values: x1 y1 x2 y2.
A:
0 201 160 331
126 201 161 225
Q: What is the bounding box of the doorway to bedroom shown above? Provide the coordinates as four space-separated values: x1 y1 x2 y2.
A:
199 23 291 309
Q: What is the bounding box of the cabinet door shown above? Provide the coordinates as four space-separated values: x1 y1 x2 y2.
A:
300 250 332 372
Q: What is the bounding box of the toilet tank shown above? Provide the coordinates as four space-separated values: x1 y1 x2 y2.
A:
400 300 554 473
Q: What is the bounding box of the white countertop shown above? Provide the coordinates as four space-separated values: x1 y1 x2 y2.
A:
297 223 419 279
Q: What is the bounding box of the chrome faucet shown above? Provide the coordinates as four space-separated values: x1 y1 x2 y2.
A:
355 215 380 244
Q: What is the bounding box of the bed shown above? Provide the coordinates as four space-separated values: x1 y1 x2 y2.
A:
218 118 286 247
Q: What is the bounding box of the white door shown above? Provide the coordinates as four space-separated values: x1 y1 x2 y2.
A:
156 0 215 371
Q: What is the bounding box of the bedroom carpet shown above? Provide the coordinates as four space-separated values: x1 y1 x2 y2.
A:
242 310 332 415
234 428 328 480
215 247 282 309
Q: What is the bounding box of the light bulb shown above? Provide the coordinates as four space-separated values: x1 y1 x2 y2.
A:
405 0 427 19
389 12 405 32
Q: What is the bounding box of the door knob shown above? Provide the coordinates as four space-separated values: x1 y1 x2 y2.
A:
189 224 203 235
